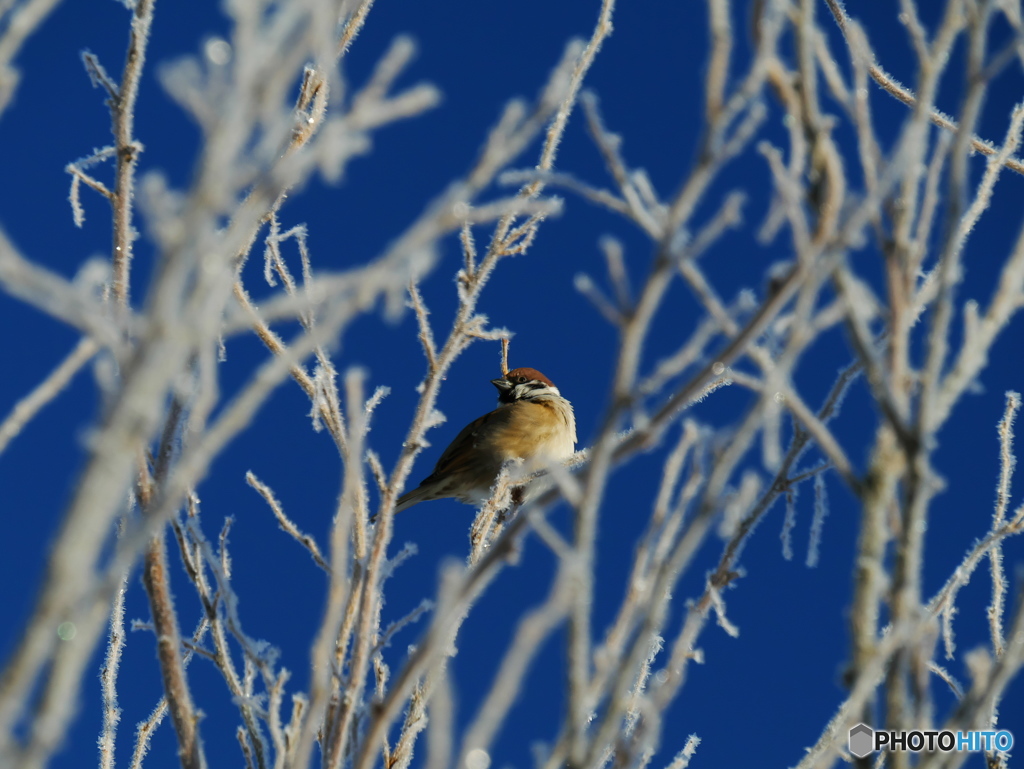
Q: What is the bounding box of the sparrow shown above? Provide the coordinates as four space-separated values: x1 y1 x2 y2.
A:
394 367 577 513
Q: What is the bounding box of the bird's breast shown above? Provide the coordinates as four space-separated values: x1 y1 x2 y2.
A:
492 398 576 466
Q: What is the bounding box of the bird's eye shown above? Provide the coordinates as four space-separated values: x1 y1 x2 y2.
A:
516 376 527 383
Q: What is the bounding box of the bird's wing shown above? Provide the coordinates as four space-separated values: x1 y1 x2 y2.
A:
426 405 513 481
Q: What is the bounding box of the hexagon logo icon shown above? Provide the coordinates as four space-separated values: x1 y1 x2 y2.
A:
849 723 874 758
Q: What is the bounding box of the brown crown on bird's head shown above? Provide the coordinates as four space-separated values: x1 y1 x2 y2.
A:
491 367 559 403
502 367 555 388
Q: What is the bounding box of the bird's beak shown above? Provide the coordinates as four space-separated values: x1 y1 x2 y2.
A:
491 377 512 392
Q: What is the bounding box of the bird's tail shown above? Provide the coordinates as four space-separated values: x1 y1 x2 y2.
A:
395 485 433 513
369 483 434 522
370 479 446 528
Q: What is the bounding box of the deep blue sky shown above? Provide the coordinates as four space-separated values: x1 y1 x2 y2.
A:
0 0 1022 767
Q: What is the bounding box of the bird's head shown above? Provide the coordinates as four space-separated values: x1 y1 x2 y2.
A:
491 367 561 404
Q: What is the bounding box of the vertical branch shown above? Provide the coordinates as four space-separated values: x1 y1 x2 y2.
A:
110 0 156 309
849 423 897 728
988 392 1020 658
704 0 732 122
98 565 128 769
138 399 206 769
320 370 374 769
140 531 204 769
128 619 209 769
891 3 990 749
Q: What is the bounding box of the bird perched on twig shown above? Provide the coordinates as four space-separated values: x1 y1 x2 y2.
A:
394 367 577 514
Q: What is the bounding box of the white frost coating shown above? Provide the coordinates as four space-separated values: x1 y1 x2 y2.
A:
806 472 829 568
780 486 797 561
